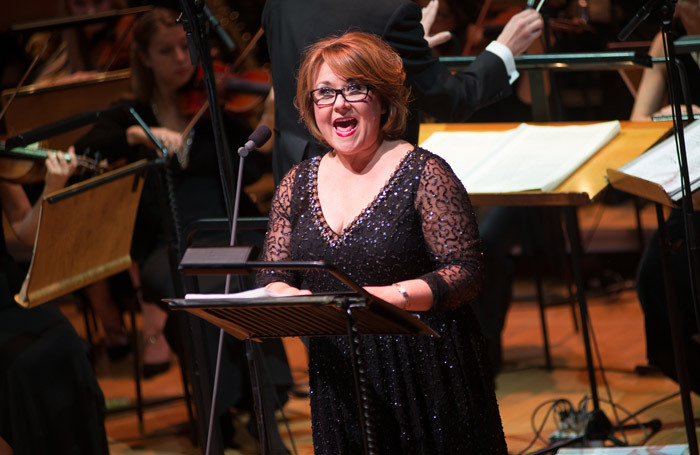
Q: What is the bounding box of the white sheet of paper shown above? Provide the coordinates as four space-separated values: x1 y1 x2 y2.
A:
185 287 285 300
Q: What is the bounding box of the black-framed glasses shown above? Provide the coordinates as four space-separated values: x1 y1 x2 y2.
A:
310 83 371 106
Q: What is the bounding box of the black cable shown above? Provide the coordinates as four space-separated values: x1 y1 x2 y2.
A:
621 391 680 425
518 398 574 454
598 398 650 444
163 161 183 250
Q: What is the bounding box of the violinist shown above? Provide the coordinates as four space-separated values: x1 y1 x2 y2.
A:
74 7 291 449
1 148 109 455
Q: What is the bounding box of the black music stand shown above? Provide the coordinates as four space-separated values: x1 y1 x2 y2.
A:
169 248 437 455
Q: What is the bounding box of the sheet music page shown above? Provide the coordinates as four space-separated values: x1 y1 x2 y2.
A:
619 119 700 200
185 287 285 300
420 128 520 186
423 121 621 193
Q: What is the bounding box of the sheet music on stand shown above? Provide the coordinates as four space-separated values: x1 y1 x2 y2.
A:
169 286 437 341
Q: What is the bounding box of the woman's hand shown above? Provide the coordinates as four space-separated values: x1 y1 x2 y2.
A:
264 282 312 296
364 280 433 312
126 125 183 157
44 146 78 194
364 285 408 308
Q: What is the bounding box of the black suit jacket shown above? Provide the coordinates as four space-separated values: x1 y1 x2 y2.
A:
262 0 512 182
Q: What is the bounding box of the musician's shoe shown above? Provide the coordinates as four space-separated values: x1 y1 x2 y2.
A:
105 330 130 361
106 343 131 361
143 360 171 379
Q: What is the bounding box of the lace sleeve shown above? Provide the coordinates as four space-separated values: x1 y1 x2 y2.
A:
255 166 302 288
415 154 484 312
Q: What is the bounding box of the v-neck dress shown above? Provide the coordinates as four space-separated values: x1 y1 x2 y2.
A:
256 147 507 454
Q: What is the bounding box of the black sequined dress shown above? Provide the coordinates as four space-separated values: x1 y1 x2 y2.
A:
256 148 508 454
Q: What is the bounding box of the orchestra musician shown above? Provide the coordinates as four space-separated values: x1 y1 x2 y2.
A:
73 7 292 449
0 149 109 455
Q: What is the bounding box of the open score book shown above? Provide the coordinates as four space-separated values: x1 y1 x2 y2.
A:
420 121 621 193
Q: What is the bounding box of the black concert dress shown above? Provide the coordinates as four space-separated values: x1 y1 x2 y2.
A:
256 148 508 454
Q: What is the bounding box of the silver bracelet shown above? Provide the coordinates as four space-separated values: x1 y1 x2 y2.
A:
393 283 409 310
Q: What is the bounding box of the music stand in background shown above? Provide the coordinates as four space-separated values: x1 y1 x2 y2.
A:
171 250 438 455
1 69 131 151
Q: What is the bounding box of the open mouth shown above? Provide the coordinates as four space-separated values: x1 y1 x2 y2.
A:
333 117 358 137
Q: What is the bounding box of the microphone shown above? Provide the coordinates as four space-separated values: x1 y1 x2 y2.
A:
237 125 271 157
617 0 658 41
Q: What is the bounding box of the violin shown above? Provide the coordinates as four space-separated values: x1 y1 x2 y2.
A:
172 26 272 170
179 63 272 118
179 26 272 124
175 63 272 168
0 142 104 183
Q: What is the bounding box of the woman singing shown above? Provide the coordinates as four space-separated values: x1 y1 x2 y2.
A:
256 31 507 454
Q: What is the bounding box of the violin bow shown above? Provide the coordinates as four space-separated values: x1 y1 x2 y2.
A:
230 27 264 72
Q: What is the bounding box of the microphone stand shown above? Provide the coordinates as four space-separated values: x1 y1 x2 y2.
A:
177 2 286 454
178 0 236 227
